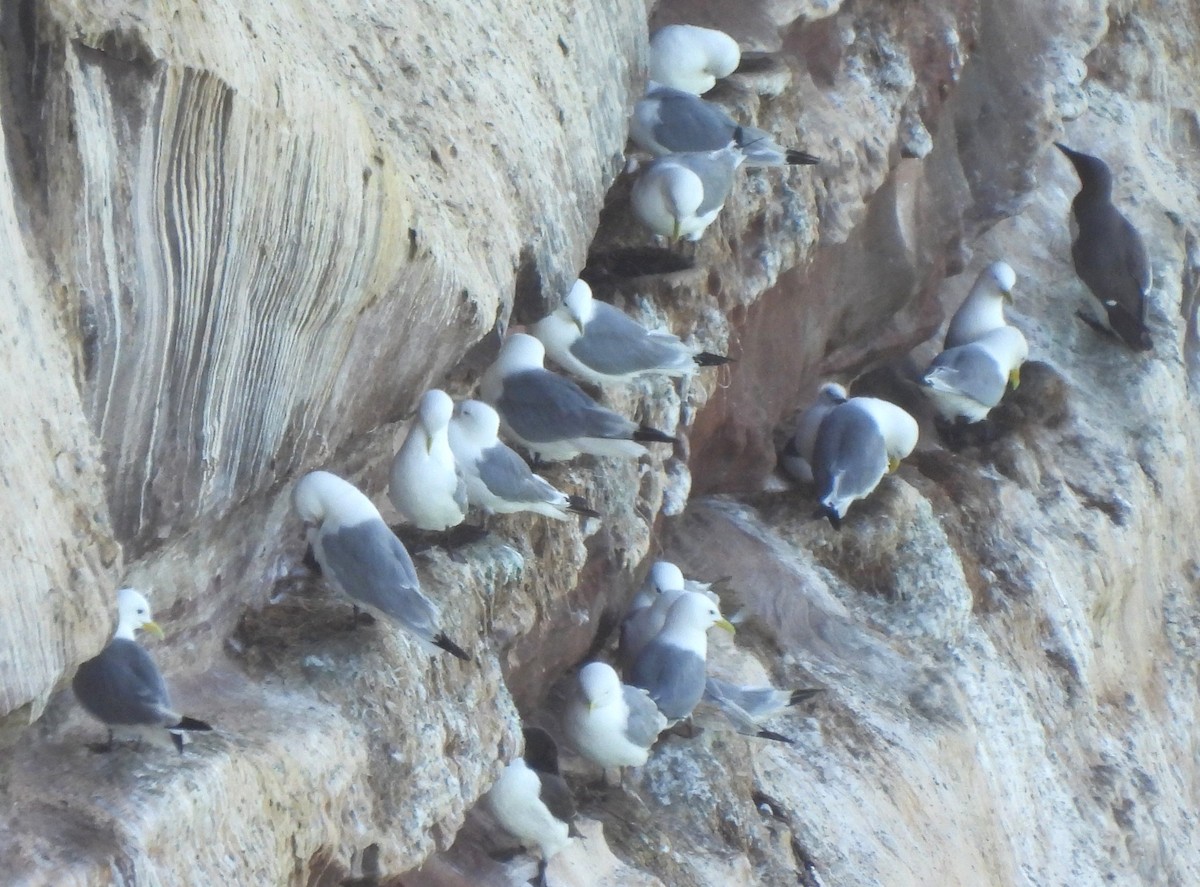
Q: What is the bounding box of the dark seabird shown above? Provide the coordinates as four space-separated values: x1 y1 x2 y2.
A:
484 727 581 887
1056 143 1153 351
72 588 212 752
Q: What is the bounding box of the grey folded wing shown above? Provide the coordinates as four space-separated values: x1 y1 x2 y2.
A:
498 369 636 442
321 521 439 636
645 87 737 152
73 639 175 726
476 443 562 504
571 302 691 376
926 344 1007 407
812 405 887 499
622 684 668 747
629 642 707 721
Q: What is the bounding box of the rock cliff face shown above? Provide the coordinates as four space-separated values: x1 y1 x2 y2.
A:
1 0 1198 885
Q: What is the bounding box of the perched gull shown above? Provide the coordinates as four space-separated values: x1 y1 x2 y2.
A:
530 278 729 386
631 84 820 167
628 592 735 723
779 382 849 484
812 397 918 529
619 561 690 664
1055 143 1153 351
922 326 1029 424
446 398 599 520
292 470 471 660
484 727 580 887
479 333 677 462
631 145 745 243
72 588 212 753
944 261 1017 349
563 661 668 770
700 677 823 743
387 389 468 531
649 24 740 95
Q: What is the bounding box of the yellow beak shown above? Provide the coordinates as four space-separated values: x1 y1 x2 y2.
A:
1009 367 1021 389
1002 289 1014 305
715 618 736 635
888 456 901 473
670 217 682 245
142 621 164 639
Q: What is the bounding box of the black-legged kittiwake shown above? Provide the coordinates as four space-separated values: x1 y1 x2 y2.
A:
922 326 1029 424
292 470 471 660
71 588 212 753
631 84 820 166
779 382 849 484
563 661 668 769
530 278 729 386
630 145 745 243
628 591 735 723
479 333 678 462
446 398 599 520
649 24 741 95
700 676 823 744
812 396 919 528
387 389 468 531
1055 143 1153 351
944 261 1016 349
484 727 581 887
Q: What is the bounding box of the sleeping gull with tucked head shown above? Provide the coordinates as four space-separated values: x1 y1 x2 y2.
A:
72 588 212 752
447 398 599 520
479 333 678 462
530 278 729 386
292 470 471 660
649 24 741 95
484 726 581 887
631 84 820 167
922 325 1029 424
631 144 745 244
944 261 1017 349
563 661 668 771
628 591 735 723
812 397 919 529
387 388 468 531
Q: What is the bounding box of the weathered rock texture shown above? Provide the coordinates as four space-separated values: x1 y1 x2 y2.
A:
1 0 1199 884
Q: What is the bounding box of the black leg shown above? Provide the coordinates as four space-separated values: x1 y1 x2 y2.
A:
87 729 115 754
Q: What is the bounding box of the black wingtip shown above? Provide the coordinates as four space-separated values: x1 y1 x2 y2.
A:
816 503 842 530
435 633 473 662
171 732 184 754
173 716 213 732
568 821 584 839
566 495 601 519
786 149 821 165
632 426 678 446
755 729 795 744
694 351 733 367
788 688 826 706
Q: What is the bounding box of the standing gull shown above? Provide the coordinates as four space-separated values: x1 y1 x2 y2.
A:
649 24 741 95
479 333 677 462
628 592 735 723
484 727 581 887
387 389 468 531
72 588 212 752
563 661 668 770
530 278 729 386
631 84 820 167
631 145 745 244
780 382 849 484
292 470 471 660
944 261 1017 349
1056 143 1153 351
812 397 919 529
446 398 599 520
922 326 1029 424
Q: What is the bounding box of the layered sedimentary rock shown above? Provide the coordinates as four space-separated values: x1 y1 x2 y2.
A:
1 0 1199 884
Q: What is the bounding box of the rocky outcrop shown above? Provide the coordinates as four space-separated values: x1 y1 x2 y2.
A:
2 0 1199 884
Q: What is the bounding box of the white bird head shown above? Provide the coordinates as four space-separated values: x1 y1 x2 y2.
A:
562 279 596 333
452 398 502 443
980 260 1016 305
648 561 686 594
858 399 920 469
649 24 741 95
978 326 1030 384
665 591 735 635
416 389 454 452
816 382 849 405
292 470 381 530
116 587 163 640
579 661 622 709
494 333 547 374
